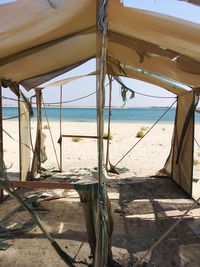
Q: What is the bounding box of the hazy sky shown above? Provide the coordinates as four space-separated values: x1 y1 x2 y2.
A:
2 0 200 108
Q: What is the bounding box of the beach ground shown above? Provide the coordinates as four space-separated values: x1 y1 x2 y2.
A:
1 120 200 266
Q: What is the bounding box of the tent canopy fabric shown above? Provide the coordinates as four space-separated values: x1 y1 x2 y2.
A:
1 0 200 94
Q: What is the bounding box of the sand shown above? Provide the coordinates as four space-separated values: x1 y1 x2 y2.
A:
3 120 200 187
1 120 200 267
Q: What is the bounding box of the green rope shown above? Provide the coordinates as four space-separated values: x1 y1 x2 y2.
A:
0 172 75 266
113 99 177 168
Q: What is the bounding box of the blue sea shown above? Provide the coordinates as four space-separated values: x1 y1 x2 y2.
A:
3 107 200 123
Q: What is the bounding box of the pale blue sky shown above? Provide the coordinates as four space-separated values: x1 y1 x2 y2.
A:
2 0 200 107
124 0 200 24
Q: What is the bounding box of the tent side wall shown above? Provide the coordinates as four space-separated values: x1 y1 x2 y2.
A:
163 90 197 195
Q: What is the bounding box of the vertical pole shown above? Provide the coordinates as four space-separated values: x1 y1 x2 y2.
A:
59 85 63 172
18 92 21 180
31 89 42 177
106 75 112 171
95 1 109 266
37 89 42 172
0 80 4 201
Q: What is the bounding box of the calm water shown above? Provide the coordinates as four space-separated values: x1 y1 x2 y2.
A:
3 107 200 123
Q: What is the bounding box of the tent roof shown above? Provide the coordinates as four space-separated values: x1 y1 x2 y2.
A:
1 0 200 94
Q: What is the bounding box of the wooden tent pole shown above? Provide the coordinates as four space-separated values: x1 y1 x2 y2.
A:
30 89 42 177
95 1 112 266
18 89 22 180
106 75 112 171
59 85 63 172
0 80 4 201
37 90 42 172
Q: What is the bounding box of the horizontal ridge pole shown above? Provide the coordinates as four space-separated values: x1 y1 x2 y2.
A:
9 180 75 190
62 134 108 140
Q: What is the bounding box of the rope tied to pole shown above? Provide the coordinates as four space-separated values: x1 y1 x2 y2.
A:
42 96 60 170
195 137 200 149
3 128 33 151
41 90 97 106
112 99 177 170
2 91 97 106
3 110 29 120
0 173 75 266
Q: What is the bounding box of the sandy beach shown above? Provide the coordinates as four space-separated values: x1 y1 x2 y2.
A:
2 120 200 195
3 120 175 175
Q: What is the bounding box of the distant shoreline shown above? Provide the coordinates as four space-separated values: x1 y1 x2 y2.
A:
3 105 176 109
3 106 200 124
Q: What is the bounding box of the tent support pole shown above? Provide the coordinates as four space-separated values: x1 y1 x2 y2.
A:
106 75 112 172
95 1 113 266
18 90 22 180
59 85 63 172
0 80 4 202
30 89 42 177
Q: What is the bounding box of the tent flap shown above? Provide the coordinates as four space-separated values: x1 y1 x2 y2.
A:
171 90 197 194
18 90 31 181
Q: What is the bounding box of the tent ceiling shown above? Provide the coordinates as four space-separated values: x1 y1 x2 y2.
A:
0 0 200 93
109 1 200 61
107 60 186 96
0 33 95 81
107 42 200 87
21 57 93 90
0 0 95 58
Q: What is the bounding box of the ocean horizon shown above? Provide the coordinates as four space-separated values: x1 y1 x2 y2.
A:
3 106 200 123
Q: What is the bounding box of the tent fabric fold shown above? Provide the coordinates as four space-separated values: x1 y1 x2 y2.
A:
21 58 93 90
0 0 200 91
18 90 32 181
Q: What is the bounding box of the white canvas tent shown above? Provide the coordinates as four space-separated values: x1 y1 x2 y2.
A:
0 0 200 266
0 0 199 193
